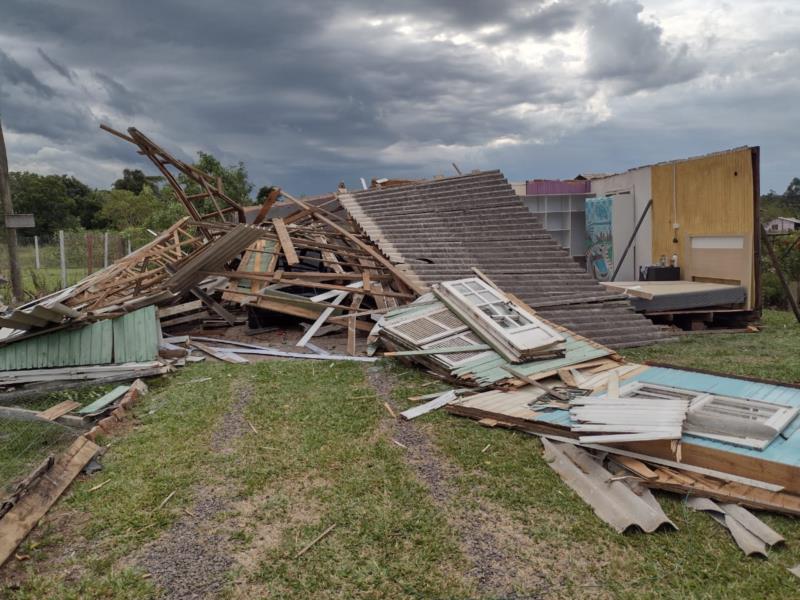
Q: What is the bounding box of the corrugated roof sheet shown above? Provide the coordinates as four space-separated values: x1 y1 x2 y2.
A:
340 170 666 348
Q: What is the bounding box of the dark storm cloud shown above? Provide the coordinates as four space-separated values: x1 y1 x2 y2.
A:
37 48 75 83
0 0 794 193
0 49 55 99
93 72 141 116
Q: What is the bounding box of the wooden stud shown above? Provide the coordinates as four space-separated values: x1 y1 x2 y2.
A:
272 218 299 265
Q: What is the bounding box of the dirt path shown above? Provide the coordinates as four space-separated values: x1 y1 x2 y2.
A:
364 365 552 598
133 381 255 599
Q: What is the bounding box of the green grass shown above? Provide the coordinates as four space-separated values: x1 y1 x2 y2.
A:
4 311 800 598
0 386 126 496
3 362 471 599
623 309 800 382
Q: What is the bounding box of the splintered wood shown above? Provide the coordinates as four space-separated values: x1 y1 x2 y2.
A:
1 126 419 356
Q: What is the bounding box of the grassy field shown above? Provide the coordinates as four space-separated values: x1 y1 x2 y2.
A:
623 309 800 382
1 310 799 598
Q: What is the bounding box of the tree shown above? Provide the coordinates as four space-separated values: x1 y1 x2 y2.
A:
143 185 186 231
112 168 160 195
8 172 80 236
785 177 800 199
180 152 254 206
58 175 111 230
98 188 160 230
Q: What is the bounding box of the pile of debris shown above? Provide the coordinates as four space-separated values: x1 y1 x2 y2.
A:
0 126 421 398
1 126 798 569
370 275 800 559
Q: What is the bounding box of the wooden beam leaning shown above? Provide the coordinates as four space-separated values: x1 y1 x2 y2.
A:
272 218 300 265
252 188 281 225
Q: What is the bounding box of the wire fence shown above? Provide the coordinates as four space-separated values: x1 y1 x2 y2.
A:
0 230 152 500
0 388 114 504
0 229 153 304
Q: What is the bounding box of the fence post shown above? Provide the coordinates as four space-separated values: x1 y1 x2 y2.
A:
103 231 109 267
127 238 132 255
86 232 93 275
59 230 66 287
34 236 40 269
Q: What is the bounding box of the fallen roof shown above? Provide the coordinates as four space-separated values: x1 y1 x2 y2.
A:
339 170 667 348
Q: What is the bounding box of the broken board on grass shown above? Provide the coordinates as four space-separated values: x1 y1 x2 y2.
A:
0 435 100 566
400 390 458 420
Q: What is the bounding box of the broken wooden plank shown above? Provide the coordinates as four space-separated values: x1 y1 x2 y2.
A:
158 311 211 329
272 218 299 265
297 290 350 347
0 436 99 567
347 315 357 356
295 523 336 558
36 401 80 422
304 342 330 356
309 281 363 303
400 390 457 420
252 187 280 225
187 284 237 326
157 300 204 319
198 346 376 362
0 406 86 429
383 345 491 357
188 341 249 364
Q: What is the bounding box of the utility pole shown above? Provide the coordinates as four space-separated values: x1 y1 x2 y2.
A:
0 118 23 302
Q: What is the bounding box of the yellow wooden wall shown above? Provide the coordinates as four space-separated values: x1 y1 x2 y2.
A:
651 148 756 305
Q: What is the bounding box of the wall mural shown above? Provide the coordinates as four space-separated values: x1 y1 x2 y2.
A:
585 196 613 280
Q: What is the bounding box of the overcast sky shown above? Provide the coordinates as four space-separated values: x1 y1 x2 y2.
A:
1 0 798 195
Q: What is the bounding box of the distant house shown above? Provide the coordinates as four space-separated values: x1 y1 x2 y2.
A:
765 217 800 234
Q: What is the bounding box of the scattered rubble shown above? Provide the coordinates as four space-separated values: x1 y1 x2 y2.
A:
0 127 797 575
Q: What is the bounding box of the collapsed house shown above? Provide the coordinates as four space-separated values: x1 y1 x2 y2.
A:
338 170 667 348
376 278 800 556
0 128 794 566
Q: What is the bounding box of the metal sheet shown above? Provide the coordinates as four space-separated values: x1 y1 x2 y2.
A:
165 224 266 291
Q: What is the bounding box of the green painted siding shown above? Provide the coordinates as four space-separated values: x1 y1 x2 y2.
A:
0 306 158 371
112 306 159 363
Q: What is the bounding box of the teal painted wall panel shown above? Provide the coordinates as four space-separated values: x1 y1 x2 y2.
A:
112 305 159 363
0 306 157 371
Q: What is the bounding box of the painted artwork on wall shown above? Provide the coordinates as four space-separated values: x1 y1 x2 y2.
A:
585 197 614 280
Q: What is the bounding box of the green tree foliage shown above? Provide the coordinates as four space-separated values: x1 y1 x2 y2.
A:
113 168 161 195
8 172 81 236
180 152 254 207
7 151 256 239
762 232 800 308
786 177 800 199
60 175 110 230
98 187 161 230
143 185 186 231
761 178 800 223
